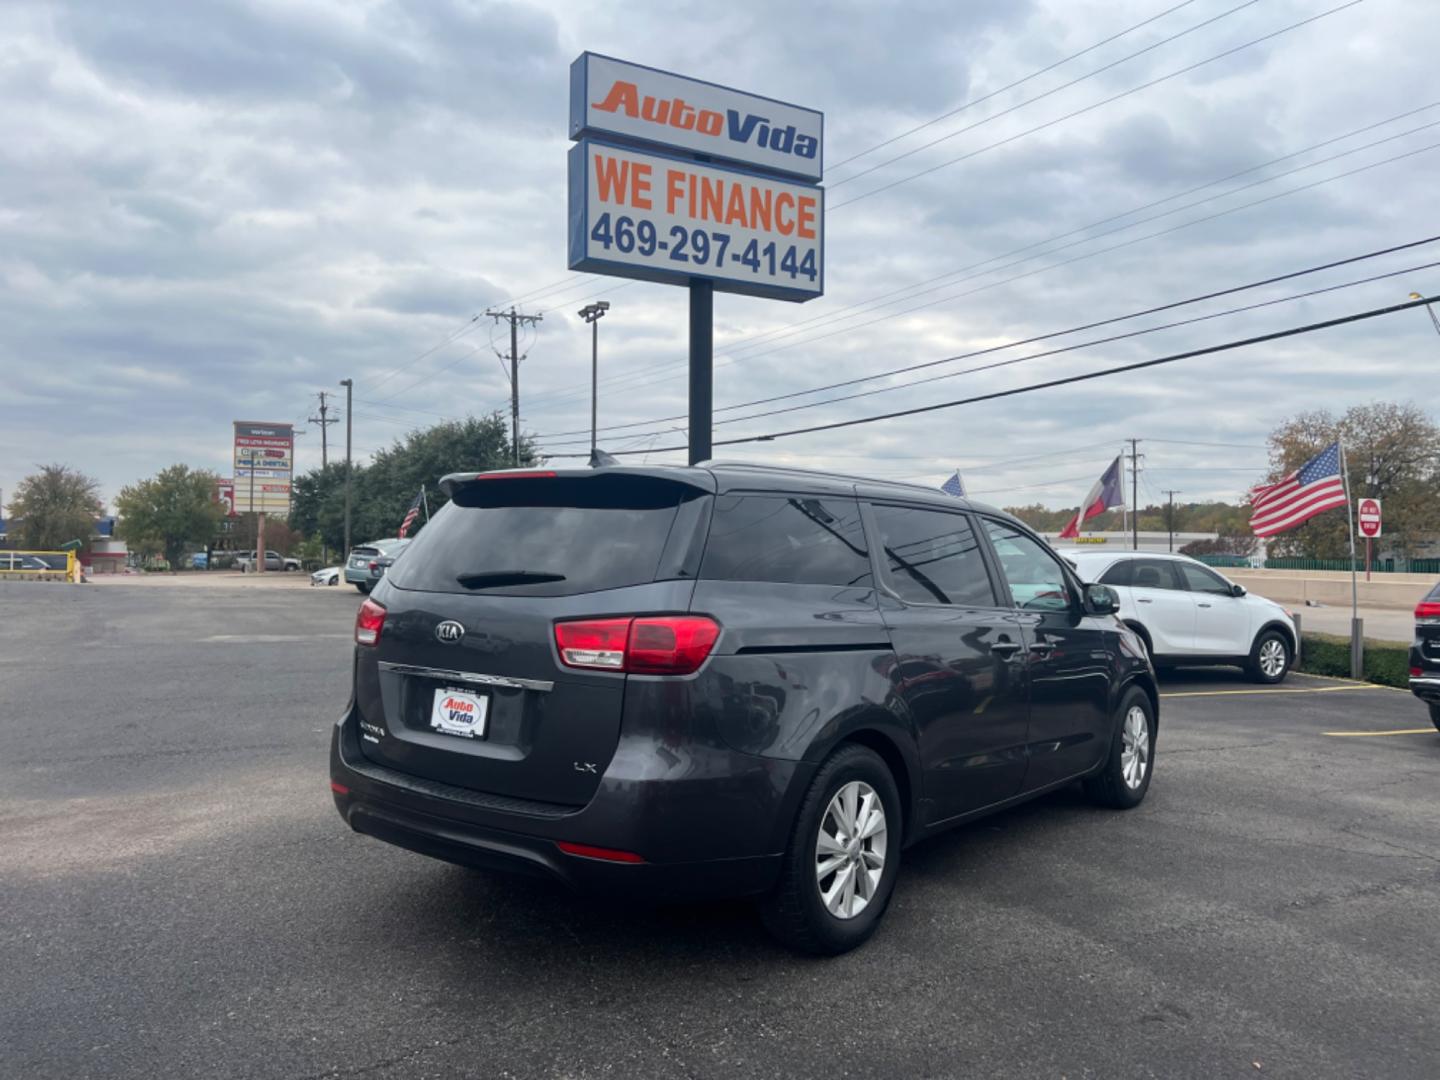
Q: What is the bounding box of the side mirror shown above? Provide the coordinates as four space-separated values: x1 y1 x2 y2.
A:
1231 583 1247 598
1084 583 1120 616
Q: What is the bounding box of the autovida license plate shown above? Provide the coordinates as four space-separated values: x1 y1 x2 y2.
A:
430 688 488 739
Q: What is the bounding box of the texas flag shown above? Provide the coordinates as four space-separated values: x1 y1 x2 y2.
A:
1059 456 1125 539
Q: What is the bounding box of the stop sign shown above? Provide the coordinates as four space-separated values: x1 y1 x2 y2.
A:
1357 498 1382 538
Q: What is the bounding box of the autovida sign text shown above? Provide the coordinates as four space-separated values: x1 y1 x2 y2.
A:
568 53 823 303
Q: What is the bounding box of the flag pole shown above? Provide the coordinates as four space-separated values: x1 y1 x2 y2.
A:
421 484 430 523
1339 439 1361 678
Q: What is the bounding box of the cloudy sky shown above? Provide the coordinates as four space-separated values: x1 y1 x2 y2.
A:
3 0 1438 514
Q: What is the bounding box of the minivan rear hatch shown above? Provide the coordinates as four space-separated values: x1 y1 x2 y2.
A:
353 470 712 807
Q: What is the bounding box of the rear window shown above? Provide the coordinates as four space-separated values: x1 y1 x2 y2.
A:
385 475 695 596
700 494 872 588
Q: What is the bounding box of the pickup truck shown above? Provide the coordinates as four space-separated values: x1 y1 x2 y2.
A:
236 550 301 573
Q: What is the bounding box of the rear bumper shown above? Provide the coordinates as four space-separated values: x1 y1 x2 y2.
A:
329 709 802 901
1409 676 1440 705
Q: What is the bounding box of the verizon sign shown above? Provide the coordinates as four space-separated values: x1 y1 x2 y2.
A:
570 53 823 182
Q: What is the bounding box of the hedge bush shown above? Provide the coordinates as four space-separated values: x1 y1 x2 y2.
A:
1299 633 1412 689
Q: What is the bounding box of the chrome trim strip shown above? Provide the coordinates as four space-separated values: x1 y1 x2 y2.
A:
1409 677 1440 689
378 661 554 693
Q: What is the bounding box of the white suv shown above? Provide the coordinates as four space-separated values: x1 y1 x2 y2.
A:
1065 551 1296 683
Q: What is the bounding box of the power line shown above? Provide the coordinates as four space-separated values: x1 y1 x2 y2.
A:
830 0 1261 190
827 0 1203 173
532 241 1440 447
830 0 1364 211
526 104 1434 413
540 295 1432 458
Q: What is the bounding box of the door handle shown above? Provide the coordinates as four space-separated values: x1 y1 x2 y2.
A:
1028 642 1055 657
1137 597 1153 604
1198 602 1212 608
990 640 1022 656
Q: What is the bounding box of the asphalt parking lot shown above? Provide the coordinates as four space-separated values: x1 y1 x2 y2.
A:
3 582 1437 1079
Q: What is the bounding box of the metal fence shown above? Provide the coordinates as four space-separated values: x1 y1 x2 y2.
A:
1192 554 1440 574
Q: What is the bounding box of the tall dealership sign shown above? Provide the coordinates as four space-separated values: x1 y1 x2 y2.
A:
233 421 294 516
568 54 823 461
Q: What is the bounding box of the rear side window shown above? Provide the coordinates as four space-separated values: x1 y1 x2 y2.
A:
700 494 872 588
386 475 693 596
1098 560 1132 587
871 504 995 607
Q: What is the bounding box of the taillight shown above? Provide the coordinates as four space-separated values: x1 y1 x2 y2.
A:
1415 601 1440 622
355 597 386 645
554 615 720 675
554 618 631 669
1412 667 1425 677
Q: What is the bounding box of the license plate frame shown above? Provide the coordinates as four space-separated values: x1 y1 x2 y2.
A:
429 686 489 739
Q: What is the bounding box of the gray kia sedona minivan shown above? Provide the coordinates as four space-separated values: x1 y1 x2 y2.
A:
331 462 1157 954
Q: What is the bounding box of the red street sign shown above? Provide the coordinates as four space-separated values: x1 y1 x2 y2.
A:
1357 498 1382 538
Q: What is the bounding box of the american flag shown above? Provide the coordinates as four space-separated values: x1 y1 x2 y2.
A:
398 488 424 539
940 471 966 498
1249 441 1347 537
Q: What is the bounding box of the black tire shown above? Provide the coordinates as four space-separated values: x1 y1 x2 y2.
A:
1083 687 1156 810
1248 628 1292 684
759 744 903 956
1430 703 1440 734
355 582 371 595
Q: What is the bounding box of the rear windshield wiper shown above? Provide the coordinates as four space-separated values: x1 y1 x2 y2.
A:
455 570 567 589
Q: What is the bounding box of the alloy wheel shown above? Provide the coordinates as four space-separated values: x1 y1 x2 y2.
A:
1121 706 1150 790
1259 638 1287 678
815 780 887 920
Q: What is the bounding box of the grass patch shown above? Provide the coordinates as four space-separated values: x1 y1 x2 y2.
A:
1299 632 1411 689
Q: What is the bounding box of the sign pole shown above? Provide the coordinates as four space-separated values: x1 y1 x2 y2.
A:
1339 440 1361 678
688 279 713 466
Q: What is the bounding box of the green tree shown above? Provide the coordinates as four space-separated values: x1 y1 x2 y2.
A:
1259 402 1440 559
115 465 224 569
291 413 532 551
7 464 104 549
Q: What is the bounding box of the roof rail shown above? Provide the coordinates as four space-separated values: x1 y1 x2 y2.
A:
698 460 946 497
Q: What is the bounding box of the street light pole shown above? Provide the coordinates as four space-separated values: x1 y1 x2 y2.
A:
1408 292 1440 340
578 301 611 463
339 378 353 559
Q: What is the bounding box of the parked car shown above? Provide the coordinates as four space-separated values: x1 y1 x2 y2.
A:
1064 550 1296 683
344 538 409 594
0 553 53 571
191 552 208 570
236 549 301 573
330 464 1158 954
1409 581 1440 731
311 566 342 587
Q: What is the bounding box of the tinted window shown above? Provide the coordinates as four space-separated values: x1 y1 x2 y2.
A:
1179 563 1232 595
871 505 995 606
982 520 1073 612
700 495 872 588
1099 560 1132 587
1131 559 1180 590
387 475 691 596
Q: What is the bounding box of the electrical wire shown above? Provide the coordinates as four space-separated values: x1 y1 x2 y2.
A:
830 0 1262 190
831 0 1364 211
827 0 1204 173
540 295 1432 457
526 101 1432 412
531 240 1440 446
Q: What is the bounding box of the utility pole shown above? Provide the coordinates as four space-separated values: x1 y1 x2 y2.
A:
1126 438 1143 551
339 378 353 558
1163 490 1183 552
486 307 544 466
309 391 338 468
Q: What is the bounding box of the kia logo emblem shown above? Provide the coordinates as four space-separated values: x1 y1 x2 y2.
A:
435 620 465 644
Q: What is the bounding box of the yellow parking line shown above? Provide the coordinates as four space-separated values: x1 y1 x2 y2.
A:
1161 685 1384 699
1323 728 1435 737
